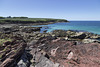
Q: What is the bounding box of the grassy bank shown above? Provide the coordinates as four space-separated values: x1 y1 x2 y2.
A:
0 17 68 24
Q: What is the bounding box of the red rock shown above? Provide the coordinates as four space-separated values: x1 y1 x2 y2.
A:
35 37 100 67
52 38 60 42
51 47 59 57
0 43 27 67
0 58 14 67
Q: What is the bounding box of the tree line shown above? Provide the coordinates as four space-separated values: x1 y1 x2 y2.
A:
0 16 28 19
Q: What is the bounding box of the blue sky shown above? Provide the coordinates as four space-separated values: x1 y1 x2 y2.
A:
0 0 100 20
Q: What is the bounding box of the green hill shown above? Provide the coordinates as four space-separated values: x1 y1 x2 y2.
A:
0 16 68 24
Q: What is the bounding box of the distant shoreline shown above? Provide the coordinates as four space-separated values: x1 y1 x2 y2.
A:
0 17 68 25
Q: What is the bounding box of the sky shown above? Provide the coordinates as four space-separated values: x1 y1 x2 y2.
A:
0 0 100 20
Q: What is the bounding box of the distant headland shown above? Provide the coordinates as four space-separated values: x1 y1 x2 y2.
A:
0 16 68 25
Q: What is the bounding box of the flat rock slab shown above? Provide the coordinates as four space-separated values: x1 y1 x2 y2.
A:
34 37 100 67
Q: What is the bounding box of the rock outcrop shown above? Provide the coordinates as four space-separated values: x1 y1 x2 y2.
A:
0 36 27 67
32 37 100 67
0 25 100 67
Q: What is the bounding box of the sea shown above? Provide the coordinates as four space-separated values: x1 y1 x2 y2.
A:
32 21 100 35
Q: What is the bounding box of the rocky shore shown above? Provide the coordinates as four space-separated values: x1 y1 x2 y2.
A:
0 25 100 67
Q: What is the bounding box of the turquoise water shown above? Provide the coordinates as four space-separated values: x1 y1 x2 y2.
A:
32 21 100 34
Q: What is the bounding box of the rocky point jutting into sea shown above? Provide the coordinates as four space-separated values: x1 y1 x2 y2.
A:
0 20 100 67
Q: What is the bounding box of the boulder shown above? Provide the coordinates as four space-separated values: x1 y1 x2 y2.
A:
70 32 86 39
30 48 60 67
90 35 100 39
3 28 11 31
16 52 30 67
35 55 60 67
52 30 67 37
82 39 100 43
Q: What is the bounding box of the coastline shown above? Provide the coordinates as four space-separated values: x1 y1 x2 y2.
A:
0 21 100 67
0 21 69 28
38 21 100 35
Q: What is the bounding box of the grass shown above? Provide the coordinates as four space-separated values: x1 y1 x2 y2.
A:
0 18 68 24
0 53 3 59
0 38 12 46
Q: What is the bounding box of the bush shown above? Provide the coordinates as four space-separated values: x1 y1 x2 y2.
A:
0 16 5 19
